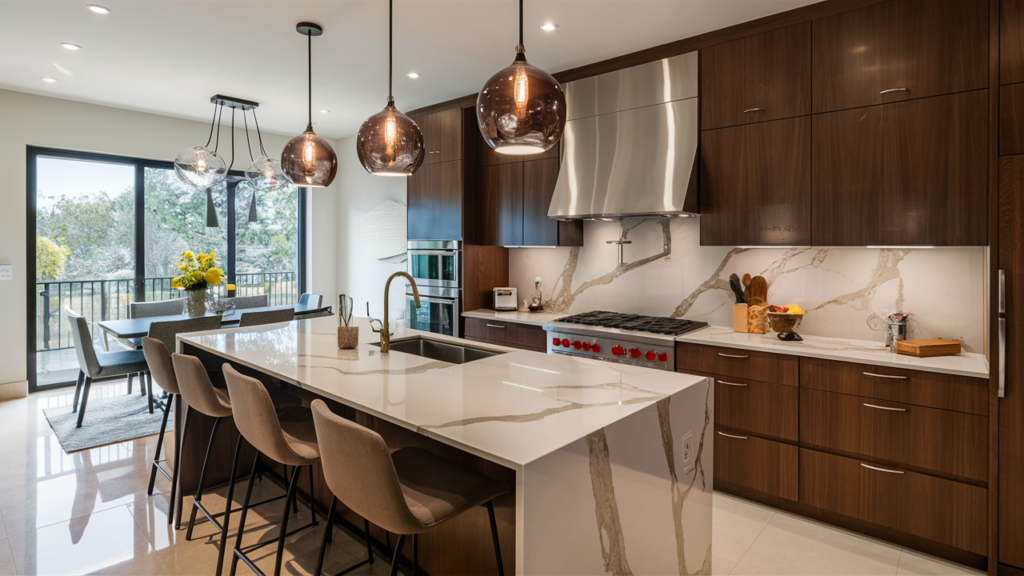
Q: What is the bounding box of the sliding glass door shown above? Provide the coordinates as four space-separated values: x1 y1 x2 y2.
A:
28 147 306 391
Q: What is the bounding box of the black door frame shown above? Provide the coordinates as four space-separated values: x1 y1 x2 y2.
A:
26 146 308 392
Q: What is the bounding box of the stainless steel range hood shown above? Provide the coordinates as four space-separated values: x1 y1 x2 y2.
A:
548 52 700 220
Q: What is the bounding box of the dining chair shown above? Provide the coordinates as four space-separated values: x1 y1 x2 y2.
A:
237 308 295 328
66 307 150 428
105 298 187 352
143 316 221 414
224 294 268 309
298 293 323 308
310 399 508 576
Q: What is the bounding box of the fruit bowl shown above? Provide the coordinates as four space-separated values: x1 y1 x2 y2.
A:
767 312 804 341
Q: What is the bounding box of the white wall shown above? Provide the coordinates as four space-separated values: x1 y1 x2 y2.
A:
334 134 408 324
0 88 339 397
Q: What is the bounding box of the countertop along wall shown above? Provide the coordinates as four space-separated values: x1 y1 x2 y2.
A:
509 217 988 354
0 88 340 398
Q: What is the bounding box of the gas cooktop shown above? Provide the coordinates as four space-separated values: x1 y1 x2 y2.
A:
555 311 709 336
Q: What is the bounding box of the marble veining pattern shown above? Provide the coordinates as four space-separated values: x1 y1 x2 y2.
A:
509 218 986 351
586 428 635 575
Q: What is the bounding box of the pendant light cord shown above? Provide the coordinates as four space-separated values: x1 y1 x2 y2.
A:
204 104 218 148
307 30 312 127
519 0 524 49
388 0 393 102
252 109 268 157
242 110 254 162
228 107 236 170
213 104 224 153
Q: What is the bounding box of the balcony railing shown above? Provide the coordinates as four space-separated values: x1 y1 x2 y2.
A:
36 271 297 352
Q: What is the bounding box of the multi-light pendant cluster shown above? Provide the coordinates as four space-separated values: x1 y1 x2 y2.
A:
175 0 565 224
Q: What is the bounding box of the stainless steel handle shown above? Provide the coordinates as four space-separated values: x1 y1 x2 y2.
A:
743 108 763 113
718 380 748 387
717 431 748 440
486 324 506 329
1000 270 1007 314
880 88 909 95
863 372 908 380
864 403 907 412
1000 318 1007 398
861 463 905 474
718 353 749 359
408 250 457 257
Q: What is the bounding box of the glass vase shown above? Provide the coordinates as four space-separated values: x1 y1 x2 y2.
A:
186 288 207 317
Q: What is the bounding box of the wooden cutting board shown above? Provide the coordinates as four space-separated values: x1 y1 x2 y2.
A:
896 338 962 358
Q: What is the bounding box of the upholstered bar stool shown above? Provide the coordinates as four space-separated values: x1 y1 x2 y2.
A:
223 364 321 576
310 400 509 576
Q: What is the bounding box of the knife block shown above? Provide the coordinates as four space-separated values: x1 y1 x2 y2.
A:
733 304 749 333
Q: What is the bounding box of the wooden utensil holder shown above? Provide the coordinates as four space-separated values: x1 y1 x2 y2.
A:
733 304 749 332
337 326 359 349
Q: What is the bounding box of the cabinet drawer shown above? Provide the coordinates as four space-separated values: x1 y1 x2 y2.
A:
714 429 798 501
464 318 546 351
800 388 987 482
800 357 987 415
676 343 798 386
800 448 986 555
703 373 798 442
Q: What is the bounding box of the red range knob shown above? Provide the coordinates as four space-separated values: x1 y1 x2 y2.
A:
573 340 583 350
629 347 641 358
657 352 668 362
562 339 570 347
552 337 561 346
645 350 656 361
583 342 591 351
612 345 625 356
592 344 601 353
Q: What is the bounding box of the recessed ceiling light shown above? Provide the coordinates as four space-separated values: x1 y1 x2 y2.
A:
60 43 81 51
407 72 420 79
87 4 111 14
318 109 330 114
540 23 558 31
52 63 73 76
41 77 58 83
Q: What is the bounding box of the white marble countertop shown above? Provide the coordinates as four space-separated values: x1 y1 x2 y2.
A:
463 309 569 326
676 325 989 379
178 316 708 469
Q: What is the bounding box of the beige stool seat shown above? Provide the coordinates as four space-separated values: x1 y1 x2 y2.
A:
392 447 508 529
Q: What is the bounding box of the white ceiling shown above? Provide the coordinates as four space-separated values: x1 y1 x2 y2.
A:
0 0 820 140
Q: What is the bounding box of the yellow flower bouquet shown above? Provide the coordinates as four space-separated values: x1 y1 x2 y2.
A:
172 250 224 316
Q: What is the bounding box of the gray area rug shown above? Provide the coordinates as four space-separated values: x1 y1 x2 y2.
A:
44 392 173 453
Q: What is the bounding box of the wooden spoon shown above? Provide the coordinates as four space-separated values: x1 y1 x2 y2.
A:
742 274 752 303
750 276 769 303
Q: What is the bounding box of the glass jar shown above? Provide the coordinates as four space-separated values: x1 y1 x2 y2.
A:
185 288 207 317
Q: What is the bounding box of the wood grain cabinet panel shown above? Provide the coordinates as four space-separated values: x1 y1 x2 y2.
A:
813 0 987 114
714 376 798 442
676 343 799 386
1001 0 1024 85
463 318 546 351
800 357 988 416
1000 82 1024 155
700 117 811 246
701 23 811 130
800 388 988 482
478 163 523 247
812 90 988 246
715 430 798 501
407 161 464 241
420 107 463 165
523 157 583 247
800 449 987 555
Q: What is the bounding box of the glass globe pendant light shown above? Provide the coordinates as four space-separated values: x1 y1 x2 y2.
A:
476 0 566 155
281 22 338 188
356 0 424 176
244 109 291 194
174 105 228 189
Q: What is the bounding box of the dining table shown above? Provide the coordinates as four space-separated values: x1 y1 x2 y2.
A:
95 301 331 341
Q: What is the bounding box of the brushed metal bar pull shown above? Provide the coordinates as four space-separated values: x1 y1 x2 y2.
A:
718 431 748 440
861 463 905 474
880 88 909 95
1000 270 1007 315
718 380 748 387
863 403 907 412
718 353 749 359
1000 318 1007 398
863 372 907 380
486 324 506 329
743 108 763 113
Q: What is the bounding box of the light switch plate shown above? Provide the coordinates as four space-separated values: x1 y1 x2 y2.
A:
682 431 694 474
0 265 11 281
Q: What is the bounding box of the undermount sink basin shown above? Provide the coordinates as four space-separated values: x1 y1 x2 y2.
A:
370 337 504 365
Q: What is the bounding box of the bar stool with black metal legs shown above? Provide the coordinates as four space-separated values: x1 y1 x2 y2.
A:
223 364 322 576
310 399 509 576
141 337 178 497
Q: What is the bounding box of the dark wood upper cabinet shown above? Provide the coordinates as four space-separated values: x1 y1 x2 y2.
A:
420 107 463 165
813 90 988 246
702 23 811 130
523 158 583 247
700 117 811 246
478 163 522 246
812 0 987 114
1001 0 1024 85
407 160 464 241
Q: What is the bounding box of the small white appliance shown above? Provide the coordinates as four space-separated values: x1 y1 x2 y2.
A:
493 288 518 311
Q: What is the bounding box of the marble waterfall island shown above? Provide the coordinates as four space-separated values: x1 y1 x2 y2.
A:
178 316 714 575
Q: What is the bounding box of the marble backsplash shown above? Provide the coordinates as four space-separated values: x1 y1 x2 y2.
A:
508 218 988 353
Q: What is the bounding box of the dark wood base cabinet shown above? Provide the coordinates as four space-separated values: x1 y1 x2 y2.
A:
716 430 798 501
463 317 547 352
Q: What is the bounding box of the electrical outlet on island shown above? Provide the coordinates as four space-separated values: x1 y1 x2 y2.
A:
682 431 694 474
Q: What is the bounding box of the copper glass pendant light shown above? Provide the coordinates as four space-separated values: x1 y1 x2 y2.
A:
476 0 566 155
281 22 338 188
356 0 424 176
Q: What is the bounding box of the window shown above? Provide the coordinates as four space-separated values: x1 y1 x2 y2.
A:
28 148 307 391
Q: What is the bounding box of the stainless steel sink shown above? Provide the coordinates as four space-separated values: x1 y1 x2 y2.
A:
370 337 504 364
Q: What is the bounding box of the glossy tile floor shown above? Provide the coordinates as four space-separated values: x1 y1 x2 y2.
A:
0 380 987 576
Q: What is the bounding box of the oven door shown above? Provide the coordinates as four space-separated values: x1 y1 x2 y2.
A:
407 242 460 289
406 289 460 338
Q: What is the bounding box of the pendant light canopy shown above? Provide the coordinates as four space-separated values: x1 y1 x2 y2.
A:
281 22 338 188
356 0 425 177
476 0 566 155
